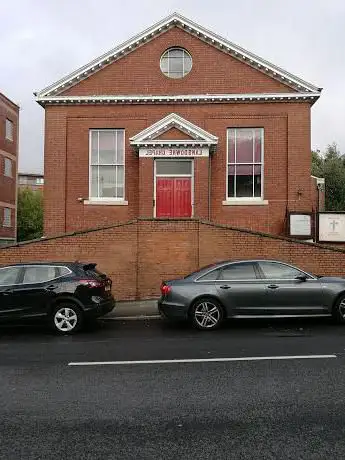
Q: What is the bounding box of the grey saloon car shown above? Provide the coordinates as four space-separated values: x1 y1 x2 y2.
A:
158 259 345 330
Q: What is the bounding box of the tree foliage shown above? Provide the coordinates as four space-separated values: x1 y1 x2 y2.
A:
311 143 345 211
17 188 43 242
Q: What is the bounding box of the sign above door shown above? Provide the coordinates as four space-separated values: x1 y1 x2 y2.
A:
139 147 209 157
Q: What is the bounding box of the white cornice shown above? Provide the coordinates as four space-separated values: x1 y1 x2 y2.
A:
35 92 320 106
130 113 218 145
35 13 322 99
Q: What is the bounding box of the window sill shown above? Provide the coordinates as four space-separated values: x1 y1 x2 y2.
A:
84 200 128 206
222 199 268 206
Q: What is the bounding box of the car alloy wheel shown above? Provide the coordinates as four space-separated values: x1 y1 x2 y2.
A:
52 303 83 334
192 299 223 330
334 296 345 324
338 299 345 318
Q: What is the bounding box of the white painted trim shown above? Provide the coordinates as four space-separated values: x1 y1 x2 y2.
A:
36 13 321 98
160 47 193 79
88 129 126 202
139 147 209 157
0 149 17 161
138 141 212 148
311 175 325 185
222 199 268 206
130 113 218 144
36 92 320 105
84 200 128 206
0 201 16 209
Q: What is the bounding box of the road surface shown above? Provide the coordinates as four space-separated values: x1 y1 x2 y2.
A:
1 317 345 459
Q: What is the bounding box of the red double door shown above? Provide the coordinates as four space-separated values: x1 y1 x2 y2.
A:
156 177 192 218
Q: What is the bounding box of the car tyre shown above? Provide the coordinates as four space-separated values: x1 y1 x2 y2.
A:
51 302 83 335
191 298 224 331
333 295 345 324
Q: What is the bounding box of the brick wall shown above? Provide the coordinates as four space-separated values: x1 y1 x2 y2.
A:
0 93 19 242
44 102 313 237
1 219 345 301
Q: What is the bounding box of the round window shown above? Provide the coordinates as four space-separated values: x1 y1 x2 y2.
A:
160 48 192 79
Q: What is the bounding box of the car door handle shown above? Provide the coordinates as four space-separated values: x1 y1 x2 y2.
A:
220 285 231 289
267 284 279 289
46 285 57 291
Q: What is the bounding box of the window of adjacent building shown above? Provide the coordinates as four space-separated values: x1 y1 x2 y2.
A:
36 177 44 185
5 119 14 141
227 128 264 199
4 158 12 177
3 208 11 227
160 48 192 79
90 130 125 200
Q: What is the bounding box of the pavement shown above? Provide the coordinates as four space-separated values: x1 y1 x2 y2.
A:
2 317 345 459
107 299 159 319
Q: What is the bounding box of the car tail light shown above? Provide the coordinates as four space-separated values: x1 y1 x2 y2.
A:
160 284 171 296
79 279 104 288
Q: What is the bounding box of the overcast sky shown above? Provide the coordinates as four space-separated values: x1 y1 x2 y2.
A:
2 0 344 173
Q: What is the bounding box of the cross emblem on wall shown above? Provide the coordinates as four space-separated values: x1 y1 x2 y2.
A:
330 220 339 232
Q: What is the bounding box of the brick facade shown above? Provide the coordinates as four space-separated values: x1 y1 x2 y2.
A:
38 17 322 239
43 100 318 237
0 93 19 245
1 219 345 301
33 15 319 243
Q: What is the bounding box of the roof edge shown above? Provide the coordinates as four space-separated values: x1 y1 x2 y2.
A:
35 92 321 107
0 92 20 110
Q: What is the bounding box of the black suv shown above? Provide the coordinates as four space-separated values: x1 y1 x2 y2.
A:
0 262 115 334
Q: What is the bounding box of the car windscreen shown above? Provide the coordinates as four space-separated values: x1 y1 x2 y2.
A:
82 263 107 279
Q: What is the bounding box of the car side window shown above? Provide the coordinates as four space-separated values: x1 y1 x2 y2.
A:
57 267 71 277
198 268 221 281
219 263 257 280
22 266 57 284
258 262 307 280
0 267 22 286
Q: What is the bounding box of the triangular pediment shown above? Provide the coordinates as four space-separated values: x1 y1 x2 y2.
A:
35 13 321 100
154 127 194 141
130 113 218 147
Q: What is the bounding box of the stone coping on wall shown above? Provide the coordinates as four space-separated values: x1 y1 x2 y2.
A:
2 218 345 255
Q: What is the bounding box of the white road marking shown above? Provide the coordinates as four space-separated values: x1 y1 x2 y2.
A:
68 354 337 366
